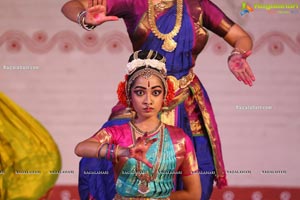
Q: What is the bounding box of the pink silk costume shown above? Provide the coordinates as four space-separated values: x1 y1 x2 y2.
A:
91 123 198 198
104 0 233 187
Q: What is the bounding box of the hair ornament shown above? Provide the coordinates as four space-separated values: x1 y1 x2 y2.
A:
126 59 167 75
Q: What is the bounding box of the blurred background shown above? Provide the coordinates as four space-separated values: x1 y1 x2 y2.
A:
1 0 300 199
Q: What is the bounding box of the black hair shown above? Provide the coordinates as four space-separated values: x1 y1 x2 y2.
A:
128 50 165 63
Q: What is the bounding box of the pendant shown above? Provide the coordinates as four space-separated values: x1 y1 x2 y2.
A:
162 37 177 52
138 181 150 195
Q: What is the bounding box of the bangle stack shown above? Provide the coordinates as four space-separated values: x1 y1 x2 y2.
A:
77 10 96 31
106 144 115 160
98 143 119 162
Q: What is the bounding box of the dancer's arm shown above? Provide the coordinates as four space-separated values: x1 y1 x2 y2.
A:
224 24 255 86
201 1 255 87
74 131 157 168
170 174 201 200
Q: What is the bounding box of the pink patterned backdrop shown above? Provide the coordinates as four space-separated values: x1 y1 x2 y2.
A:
1 0 300 199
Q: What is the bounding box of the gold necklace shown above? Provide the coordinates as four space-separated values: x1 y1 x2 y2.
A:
154 0 173 10
131 124 165 195
148 0 183 52
129 121 162 136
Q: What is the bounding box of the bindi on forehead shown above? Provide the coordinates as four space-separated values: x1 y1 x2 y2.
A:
134 75 162 89
143 77 159 88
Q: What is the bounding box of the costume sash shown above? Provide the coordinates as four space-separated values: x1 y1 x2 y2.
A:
173 76 228 188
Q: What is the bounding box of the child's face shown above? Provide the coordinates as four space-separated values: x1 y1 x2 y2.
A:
130 74 164 120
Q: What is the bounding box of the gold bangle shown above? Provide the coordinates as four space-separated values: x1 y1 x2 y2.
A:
115 145 120 163
231 48 247 55
95 144 102 158
97 143 107 159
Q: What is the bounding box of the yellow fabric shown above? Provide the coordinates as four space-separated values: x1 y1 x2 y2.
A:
0 92 61 200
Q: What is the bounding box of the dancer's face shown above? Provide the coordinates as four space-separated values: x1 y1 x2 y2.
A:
130 74 164 120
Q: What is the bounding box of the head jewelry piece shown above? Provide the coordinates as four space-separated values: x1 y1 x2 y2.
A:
117 50 174 108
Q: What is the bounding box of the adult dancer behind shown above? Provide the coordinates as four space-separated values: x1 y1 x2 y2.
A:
62 0 255 199
75 50 201 200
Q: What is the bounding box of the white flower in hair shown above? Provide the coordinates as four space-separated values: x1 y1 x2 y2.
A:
126 59 166 75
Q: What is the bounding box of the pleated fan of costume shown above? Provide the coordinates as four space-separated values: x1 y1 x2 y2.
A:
0 92 61 200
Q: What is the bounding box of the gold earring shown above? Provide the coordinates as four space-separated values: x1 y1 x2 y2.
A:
162 99 169 111
126 99 132 112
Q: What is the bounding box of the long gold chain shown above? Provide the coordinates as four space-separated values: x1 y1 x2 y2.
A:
131 124 165 195
147 0 183 52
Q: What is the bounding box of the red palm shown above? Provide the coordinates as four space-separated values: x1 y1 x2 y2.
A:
85 0 118 25
129 134 158 168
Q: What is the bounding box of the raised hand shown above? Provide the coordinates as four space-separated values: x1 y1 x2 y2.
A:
129 134 158 168
228 50 255 87
85 0 119 25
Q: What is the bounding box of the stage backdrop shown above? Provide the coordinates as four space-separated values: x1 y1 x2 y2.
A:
1 0 300 199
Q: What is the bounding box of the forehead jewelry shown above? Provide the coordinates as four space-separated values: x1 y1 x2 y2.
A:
126 67 168 100
140 67 155 79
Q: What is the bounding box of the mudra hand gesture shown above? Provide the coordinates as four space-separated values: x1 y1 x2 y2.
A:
85 0 118 25
228 50 255 87
129 134 158 168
